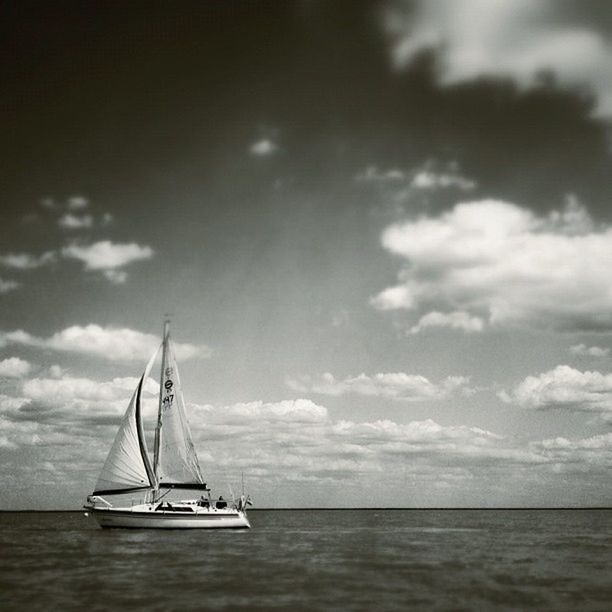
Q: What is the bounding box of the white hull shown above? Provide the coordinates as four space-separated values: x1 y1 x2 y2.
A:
88 505 250 529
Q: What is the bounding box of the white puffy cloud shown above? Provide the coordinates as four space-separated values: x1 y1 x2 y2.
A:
62 240 153 271
286 371 472 401
383 0 612 117
500 365 612 413
58 213 94 229
0 278 19 294
250 138 278 157
570 344 610 359
0 324 209 362
0 357 31 378
410 311 484 334
0 251 56 269
372 199 612 332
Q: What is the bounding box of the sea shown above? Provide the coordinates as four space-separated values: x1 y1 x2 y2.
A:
1 509 610 611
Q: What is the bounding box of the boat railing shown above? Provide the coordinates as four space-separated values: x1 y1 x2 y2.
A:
86 495 112 509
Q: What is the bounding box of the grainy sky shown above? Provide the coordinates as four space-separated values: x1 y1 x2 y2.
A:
1 0 612 509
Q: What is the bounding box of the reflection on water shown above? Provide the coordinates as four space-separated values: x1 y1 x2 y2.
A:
1 509 611 610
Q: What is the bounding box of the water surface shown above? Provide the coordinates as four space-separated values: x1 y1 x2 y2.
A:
1 509 610 610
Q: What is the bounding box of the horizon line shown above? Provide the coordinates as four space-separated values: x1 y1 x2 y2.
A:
2 506 611 512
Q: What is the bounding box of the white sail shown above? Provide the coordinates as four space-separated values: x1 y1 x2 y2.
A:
94 347 160 494
156 338 204 486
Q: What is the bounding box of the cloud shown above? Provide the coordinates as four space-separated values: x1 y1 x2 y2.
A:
570 344 610 359
372 199 612 332
197 399 329 426
0 357 31 378
1 379 610 506
0 252 56 269
286 372 473 401
62 240 153 282
355 166 408 182
39 197 57 210
39 196 89 211
185 401 543 484
356 161 479 216
67 196 89 210
102 270 128 284
0 324 209 362
0 278 19 294
19 375 158 418
411 170 475 192
249 138 278 157
535 433 612 469
0 375 158 439
500 365 612 413
48 365 63 378
409 311 484 334
58 213 94 229
37 195 111 231
356 161 476 192
383 0 612 117
22 376 138 406
62 241 153 270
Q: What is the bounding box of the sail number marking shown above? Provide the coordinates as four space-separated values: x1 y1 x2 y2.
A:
162 376 175 411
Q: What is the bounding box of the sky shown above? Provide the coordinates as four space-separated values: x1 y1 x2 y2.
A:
1 0 612 509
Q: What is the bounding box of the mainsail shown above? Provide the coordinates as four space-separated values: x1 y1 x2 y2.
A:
154 326 205 488
94 347 160 495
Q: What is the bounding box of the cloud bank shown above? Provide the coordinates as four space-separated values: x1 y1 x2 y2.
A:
2 381 611 507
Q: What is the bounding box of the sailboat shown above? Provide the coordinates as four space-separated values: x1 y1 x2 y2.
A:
84 321 251 529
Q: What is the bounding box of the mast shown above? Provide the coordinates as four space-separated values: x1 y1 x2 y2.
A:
153 319 170 493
